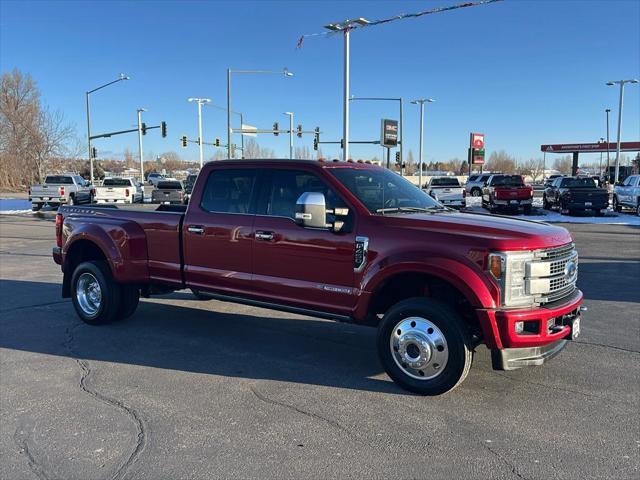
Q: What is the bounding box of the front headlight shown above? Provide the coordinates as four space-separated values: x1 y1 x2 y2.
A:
488 251 536 308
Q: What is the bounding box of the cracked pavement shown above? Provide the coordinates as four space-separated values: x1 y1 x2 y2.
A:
0 214 639 479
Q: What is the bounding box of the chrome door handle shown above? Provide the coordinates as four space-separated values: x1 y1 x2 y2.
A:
255 231 274 241
188 226 205 235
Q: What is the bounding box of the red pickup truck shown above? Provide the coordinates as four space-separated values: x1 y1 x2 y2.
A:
53 160 583 395
482 174 534 214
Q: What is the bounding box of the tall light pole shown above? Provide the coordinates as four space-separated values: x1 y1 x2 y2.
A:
283 112 294 159
86 73 129 184
325 18 370 161
188 97 211 168
606 79 639 184
208 103 245 158
350 96 404 172
605 108 611 182
226 68 294 159
411 98 435 189
599 137 604 179
136 108 146 182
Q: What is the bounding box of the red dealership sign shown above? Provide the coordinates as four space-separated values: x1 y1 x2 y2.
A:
470 132 484 150
540 141 640 153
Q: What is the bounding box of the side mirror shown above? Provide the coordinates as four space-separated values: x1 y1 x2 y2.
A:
295 192 349 232
295 192 329 229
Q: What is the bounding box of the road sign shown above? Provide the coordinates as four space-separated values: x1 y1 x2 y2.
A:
241 124 257 137
381 119 399 148
470 132 484 150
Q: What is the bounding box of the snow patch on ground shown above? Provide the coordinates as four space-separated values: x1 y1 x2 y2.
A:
0 199 33 214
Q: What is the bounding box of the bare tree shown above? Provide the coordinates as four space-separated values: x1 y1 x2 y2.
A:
553 155 572 175
0 69 78 188
519 158 545 182
485 150 517 174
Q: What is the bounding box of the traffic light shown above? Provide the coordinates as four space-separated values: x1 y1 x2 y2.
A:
395 151 401 165
214 138 220 147
273 122 279 136
141 122 147 135
91 147 97 159
161 121 167 138
181 135 187 148
297 124 303 138
313 127 320 151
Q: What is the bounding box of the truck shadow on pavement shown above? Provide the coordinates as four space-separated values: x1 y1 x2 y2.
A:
0 279 415 395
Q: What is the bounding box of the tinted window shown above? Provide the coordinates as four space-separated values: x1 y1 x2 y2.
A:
560 177 596 188
431 177 460 187
259 170 344 219
480 175 491 182
491 175 524 186
330 167 440 214
468 175 478 182
103 178 132 187
157 181 183 190
200 169 256 214
45 175 74 184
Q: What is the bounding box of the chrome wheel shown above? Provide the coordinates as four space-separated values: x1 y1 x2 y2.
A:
76 272 102 317
390 317 449 380
472 189 481 197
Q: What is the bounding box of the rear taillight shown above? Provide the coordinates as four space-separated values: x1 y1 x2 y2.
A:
55 213 63 248
91 188 96 196
125 188 130 197
59 186 65 196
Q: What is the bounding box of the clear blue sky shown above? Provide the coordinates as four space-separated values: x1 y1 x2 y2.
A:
1 0 639 164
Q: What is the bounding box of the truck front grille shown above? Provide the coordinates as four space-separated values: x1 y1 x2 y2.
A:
526 243 578 305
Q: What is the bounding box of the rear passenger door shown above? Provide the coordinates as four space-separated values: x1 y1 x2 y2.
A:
250 168 357 317
183 167 258 296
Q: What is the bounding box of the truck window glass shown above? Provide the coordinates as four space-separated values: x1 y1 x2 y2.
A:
431 177 460 187
200 169 256 214
103 178 132 187
330 167 439 213
262 170 344 219
560 178 596 188
45 175 74 184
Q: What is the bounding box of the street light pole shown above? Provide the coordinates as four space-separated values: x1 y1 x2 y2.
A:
605 108 611 180
85 73 129 184
599 137 604 178
188 97 211 168
226 68 294 159
136 108 146 181
325 18 370 162
606 79 639 184
284 112 294 159
411 99 435 189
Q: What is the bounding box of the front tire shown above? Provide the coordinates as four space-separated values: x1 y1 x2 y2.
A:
542 195 551 210
71 261 121 325
613 196 622 212
377 297 473 395
471 188 481 197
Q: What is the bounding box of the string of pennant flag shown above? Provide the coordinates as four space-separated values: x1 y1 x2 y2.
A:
296 0 504 48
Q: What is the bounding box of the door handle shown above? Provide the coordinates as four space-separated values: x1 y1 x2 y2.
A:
255 231 274 241
188 225 205 235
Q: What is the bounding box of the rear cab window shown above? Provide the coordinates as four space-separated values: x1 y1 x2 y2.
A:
431 177 460 187
103 178 132 187
157 181 183 190
45 175 74 184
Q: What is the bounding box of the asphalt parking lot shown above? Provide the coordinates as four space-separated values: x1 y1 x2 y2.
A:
1 213 638 480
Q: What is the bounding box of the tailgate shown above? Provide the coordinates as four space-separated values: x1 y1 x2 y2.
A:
31 185 60 198
96 187 126 200
495 187 531 200
431 187 464 200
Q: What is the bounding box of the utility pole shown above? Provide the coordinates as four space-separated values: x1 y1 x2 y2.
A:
188 97 210 168
411 98 435 189
137 108 146 182
605 108 611 181
284 112 294 159
606 79 639 184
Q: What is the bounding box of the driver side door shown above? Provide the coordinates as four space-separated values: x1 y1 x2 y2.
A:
250 168 357 317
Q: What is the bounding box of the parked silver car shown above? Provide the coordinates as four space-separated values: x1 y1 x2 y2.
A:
465 173 491 197
613 174 640 216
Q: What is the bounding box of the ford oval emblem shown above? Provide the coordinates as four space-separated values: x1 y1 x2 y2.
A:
564 261 577 280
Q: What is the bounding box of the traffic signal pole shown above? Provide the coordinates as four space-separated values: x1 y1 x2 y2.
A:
137 108 146 181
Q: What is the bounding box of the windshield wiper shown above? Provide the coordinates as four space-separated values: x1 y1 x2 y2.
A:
375 206 447 214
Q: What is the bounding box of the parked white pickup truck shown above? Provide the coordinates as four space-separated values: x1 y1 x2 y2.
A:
613 174 640 216
29 174 93 211
94 177 144 204
425 177 466 208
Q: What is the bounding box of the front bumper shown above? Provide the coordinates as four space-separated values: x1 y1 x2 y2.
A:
476 289 583 350
491 339 567 370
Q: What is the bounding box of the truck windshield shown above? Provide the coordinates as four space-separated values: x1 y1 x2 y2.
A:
431 178 460 187
103 178 131 187
561 178 597 188
492 175 524 187
329 167 441 214
45 176 74 184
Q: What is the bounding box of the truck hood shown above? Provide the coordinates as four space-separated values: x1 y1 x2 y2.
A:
377 211 572 251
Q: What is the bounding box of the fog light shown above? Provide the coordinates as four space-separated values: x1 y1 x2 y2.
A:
515 321 524 334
